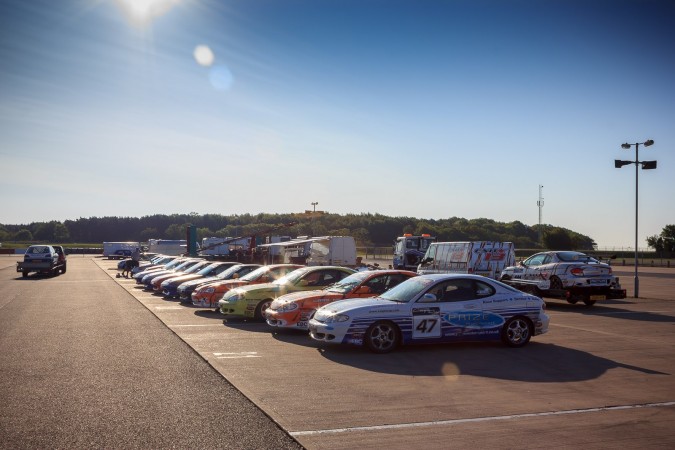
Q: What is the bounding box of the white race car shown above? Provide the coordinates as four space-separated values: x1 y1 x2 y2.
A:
499 251 626 306
308 274 549 353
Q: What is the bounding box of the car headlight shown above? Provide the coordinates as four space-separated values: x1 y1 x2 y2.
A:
205 287 215 293
277 302 299 312
324 314 350 323
223 290 245 303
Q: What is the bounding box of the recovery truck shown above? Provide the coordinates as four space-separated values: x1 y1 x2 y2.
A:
393 234 436 270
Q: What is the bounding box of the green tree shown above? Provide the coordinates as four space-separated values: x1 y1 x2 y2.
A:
14 229 33 241
140 228 159 241
647 224 675 253
0 225 10 242
54 223 70 241
543 227 574 250
165 223 188 239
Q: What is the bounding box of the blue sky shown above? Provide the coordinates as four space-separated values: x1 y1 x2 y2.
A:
1 0 673 248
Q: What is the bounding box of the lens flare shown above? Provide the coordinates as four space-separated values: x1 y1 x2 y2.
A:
209 65 234 91
115 0 180 25
194 45 215 67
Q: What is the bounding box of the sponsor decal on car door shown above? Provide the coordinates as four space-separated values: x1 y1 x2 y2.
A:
440 300 484 340
411 307 442 339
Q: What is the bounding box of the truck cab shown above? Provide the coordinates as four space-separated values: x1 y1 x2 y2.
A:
393 234 436 270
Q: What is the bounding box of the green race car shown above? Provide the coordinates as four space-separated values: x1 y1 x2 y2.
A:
218 266 356 320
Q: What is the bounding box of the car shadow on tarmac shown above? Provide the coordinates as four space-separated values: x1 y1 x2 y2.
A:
312 342 669 381
545 302 675 323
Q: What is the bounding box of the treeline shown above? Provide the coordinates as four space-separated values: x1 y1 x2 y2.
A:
0 213 596 250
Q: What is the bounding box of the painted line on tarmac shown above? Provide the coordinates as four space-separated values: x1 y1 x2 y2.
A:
214 352 260 359
290 401 675 437
171 324 225 327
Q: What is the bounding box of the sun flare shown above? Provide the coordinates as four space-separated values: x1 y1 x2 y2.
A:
115 0 180 25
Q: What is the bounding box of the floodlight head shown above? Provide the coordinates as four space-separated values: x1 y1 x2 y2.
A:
641 160 657 170
615 160 632 168
644 139 654 147
621 143 632 149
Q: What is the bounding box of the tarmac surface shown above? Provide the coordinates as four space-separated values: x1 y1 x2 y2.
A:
0 255 301 449
1 254 674 449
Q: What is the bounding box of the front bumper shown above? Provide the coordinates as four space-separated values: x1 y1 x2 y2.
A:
266 310 312 330
217 298 250 317
308 319 350 344
162 286 179 298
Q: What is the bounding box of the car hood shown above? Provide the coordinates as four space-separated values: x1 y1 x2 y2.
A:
232 282 281 295
273 289 334 305
181 277 218 288
317 297 402 315
166 274 202 285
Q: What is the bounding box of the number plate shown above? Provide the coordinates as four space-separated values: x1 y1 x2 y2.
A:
590 295 606 301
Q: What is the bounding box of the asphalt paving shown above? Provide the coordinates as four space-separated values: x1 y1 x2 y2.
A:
0 256 303 449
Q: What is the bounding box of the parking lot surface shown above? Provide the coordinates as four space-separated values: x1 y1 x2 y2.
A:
2 255 674 449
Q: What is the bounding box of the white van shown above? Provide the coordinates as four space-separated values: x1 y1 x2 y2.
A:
417 241 516 279
103 242 141 259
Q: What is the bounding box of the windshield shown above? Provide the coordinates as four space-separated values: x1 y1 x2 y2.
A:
557 251 598 263
163 259 185 269
380 277 438 303
27 246 50 254
274 267 310 285
217 264 243 280
326 272 370 294
239 266 269 281
184 261 209 274
197 263 222 276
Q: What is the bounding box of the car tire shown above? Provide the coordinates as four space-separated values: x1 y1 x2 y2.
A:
500 274 512 282
61 265 67 274
501 316 532 348
22 271 28 278
365 321 400 354
255 299 273 321
583 299 596 306
550 276 563 290
566 298 579 305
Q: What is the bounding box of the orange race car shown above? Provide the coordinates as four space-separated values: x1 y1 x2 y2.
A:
191 264 304 309
265 269 417 330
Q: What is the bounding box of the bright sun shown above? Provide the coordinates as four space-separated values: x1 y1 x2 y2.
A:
115 0 180 25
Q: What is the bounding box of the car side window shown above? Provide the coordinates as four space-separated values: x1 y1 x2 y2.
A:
385 274 407 291
474 280 496 298
312 270 342 287
527 254 546 266
365 275 388 294
425 280 478 303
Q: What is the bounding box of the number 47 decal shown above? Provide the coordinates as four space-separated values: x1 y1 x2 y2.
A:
416 319 438 333
412 316 441 338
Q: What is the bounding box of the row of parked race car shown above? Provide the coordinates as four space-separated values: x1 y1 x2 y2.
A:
121 254 550 353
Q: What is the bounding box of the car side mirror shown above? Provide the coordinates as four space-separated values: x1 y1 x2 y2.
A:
418 293 437 303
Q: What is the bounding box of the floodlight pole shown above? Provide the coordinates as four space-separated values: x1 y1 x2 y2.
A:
633 142 639 298
617 139 655 298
